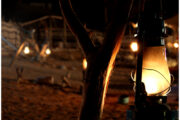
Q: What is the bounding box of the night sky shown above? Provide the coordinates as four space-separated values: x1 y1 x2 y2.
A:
2 0 105 30
2 0 178 31
2 0 61 21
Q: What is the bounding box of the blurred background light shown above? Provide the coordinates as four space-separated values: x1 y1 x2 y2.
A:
130 42 138 52
23 46 30 54
45 48 51 55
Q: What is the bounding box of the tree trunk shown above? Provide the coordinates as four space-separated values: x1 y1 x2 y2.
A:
59 0 134 119
79 26 126 120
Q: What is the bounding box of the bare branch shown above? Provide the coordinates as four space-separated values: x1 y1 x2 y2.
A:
100 0 134 68
79 1 134 119
59 0 95 57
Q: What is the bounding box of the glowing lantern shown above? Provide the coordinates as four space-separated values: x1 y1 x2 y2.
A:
82 58 87 70
130 42 138 52
134 46 171 96
45 48 51 55
23 46 30 54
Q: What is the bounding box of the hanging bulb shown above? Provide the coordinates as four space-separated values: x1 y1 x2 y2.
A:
134 46 171 96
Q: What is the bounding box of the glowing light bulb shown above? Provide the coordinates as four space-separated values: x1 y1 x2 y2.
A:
82 58 87 70
130 42 138 52
45 48 51 55
23 46 30 54
173 42 179 48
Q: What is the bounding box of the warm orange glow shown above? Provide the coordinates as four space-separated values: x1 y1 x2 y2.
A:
101 33 123 115
23 46 30 54
45 48 51 55
132 22 138 28
82 58 87 70
130 42 138 52
101 54 114 114
173 42 179 48
167 42 173 48
134 46 171 96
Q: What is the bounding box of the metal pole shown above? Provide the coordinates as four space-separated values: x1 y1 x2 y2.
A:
134 0 145 110
135 20 144 109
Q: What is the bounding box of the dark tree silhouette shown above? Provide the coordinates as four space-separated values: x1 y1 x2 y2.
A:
59 0 134 120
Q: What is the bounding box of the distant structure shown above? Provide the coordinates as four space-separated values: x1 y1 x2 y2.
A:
2 20 21 55
21 15 78 50
2 15 178 69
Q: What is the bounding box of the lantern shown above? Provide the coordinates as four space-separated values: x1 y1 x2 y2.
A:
133 0 171 96
131 0 173 119
134 46 171 96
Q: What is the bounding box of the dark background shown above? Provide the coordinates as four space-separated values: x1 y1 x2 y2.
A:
2 0 178 31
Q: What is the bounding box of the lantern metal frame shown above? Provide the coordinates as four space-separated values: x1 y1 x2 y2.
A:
133 0 173 119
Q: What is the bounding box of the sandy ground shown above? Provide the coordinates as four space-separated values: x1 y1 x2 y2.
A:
2 53 178 120
1 54 135 120
2 78 134 120
2 78 178 120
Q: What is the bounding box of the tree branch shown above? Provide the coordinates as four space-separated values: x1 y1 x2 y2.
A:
59 0 95 57
100 0 134 69
59 0 134 120
79 1 134 119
